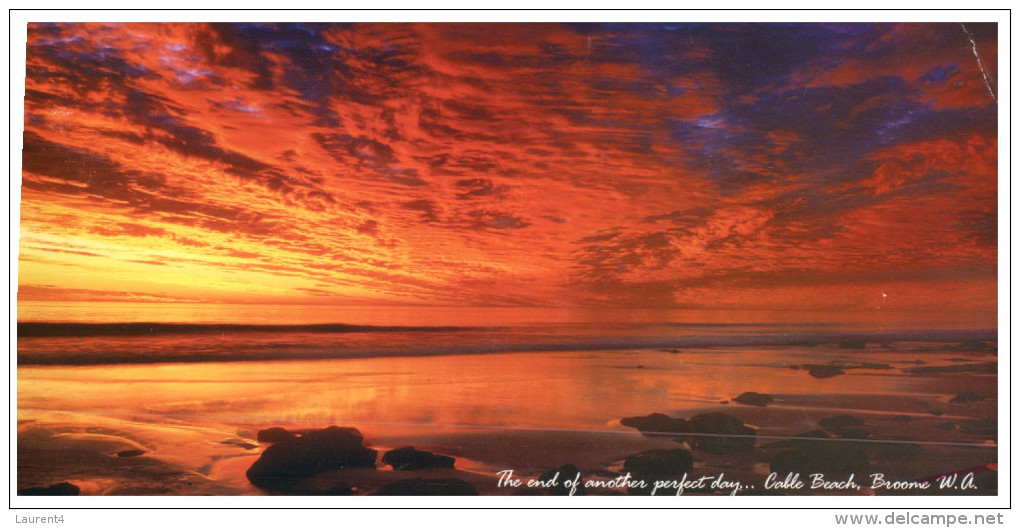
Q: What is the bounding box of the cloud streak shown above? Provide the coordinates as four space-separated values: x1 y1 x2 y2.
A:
18 23 997 322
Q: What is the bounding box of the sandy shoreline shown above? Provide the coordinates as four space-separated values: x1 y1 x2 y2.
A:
17 343 998 496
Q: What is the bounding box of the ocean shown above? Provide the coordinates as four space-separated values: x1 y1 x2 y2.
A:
15 301 999 495
16 301 996 366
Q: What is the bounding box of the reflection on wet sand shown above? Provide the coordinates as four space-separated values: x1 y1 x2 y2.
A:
17 341 997 495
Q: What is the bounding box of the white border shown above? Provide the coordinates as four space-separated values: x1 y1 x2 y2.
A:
7 7 1011 518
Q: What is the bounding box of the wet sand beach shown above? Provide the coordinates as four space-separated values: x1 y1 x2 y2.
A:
17 340 998 496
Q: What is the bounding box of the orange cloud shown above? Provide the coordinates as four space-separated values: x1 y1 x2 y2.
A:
18 23 998 326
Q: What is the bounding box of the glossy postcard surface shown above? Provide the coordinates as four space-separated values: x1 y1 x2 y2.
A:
16 21 998 499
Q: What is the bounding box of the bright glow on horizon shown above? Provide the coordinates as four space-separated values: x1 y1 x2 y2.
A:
17 23 998 326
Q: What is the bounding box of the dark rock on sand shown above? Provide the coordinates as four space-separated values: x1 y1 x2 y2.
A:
874 442 922 461
382 446 455 470
806 365 845 378
620 412 686 435
952 340 990 351
838 340 867 349
683 412 756 454
958 418 997 436
540 464 585 496
764 430 831 449
375 477 478 496
319 483 356 495
257 427 298 443
832 428 871 439
221 439 259 450
18 482 80 496
621 412 755 453
819 415 864 428
623 448 694 479
116 449 146 457
733 392 773 406
904 362 996 374
892 415 914 422
950 391 985 404
246 426 377 489
856 362 892 370
771 446 870 477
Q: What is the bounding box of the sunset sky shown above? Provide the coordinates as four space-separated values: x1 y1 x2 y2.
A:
17 23 998 320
